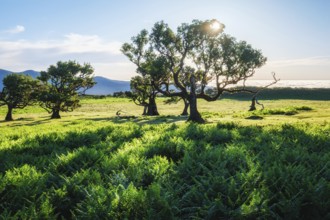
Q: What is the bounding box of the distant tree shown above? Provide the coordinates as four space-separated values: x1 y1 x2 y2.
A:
124 91 133 97
113 91 124 97
0 74 41 121
113 91 133 98
38 61 95 119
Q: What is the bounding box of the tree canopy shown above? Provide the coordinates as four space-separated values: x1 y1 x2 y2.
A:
0 73 41 121
122 30 161 116
38 60 95 119
124 19 273 123
129 75 153 115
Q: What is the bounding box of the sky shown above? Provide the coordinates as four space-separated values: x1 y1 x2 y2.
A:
0 0 330 80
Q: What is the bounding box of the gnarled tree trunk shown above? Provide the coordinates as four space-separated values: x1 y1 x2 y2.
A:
5 105 13 121
181 98 189 116
146 95 159 116
249 96 264 111
51 109 61 119
249 96 257 111
187 75 205 123
142 105 148 115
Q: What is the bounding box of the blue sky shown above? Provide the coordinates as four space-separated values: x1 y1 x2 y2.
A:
0 0 329 80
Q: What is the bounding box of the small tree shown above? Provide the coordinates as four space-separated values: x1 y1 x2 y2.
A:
121 30 160 116
0 74 40 121
38 61 95 119
129 75 153 115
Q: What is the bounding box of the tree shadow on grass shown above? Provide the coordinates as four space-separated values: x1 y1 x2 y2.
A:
245 115 264 120
161 122 330 219
85 115 189 125
0 117 33 124
0 121 177 218
0 116 52 127
0 121 329 219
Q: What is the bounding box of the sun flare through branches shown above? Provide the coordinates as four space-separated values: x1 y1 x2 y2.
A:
209 20 224 32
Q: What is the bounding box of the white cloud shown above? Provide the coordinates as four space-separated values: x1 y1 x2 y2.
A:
0 33 135 79
254 56 330 80
1 34 328 80
0 33 122 55
61 33 122 54
267 56 330 67
4 25 25 34
92 62 137 81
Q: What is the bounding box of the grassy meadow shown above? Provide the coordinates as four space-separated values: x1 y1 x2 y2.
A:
0 96 329 219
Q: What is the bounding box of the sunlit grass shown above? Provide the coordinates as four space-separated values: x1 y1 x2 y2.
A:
1 97 329 126
0 97 329 218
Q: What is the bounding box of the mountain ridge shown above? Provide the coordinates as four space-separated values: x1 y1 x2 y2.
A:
0 69 130 95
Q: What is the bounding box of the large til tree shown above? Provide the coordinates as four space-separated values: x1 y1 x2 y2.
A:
0 74 41 121
129 19 274 123
38 61 95 119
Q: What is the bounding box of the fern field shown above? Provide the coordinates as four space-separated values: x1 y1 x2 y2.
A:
0 98 329 219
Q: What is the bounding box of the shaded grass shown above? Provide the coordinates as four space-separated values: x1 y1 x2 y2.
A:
0 97 329 218
0 118 329 219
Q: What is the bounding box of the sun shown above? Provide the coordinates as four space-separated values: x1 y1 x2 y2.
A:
207 20 225 36
210 21 222 31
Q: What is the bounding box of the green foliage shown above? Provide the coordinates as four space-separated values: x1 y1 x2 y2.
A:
129 75 151 107
260 108 298 116
0 73 41 120
294 106 313 111
125 19 268 123
234 106 314 119
122 30 161 116
0 164 47 216
260 106 312 116
150 20 266 123
38 60 95 119
0 118 329 219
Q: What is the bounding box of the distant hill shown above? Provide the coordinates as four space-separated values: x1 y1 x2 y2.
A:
87 76 130 95
0 69 130 94
0 69 41 90
0 69 11 89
